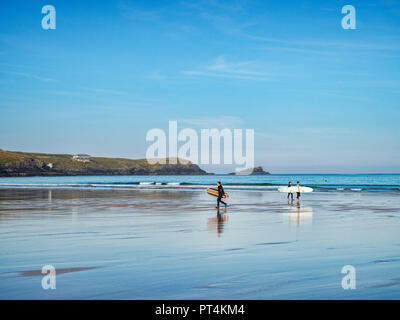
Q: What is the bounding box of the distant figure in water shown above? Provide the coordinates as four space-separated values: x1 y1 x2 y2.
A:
287 181 294 202
296 181 301 204
216 181 228 209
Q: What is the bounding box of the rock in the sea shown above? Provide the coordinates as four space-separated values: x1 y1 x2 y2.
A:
229 166 270 175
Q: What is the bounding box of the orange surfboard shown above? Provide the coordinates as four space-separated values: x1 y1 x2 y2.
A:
206 187 229 198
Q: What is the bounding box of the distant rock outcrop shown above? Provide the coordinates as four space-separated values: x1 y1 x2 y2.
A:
229 166 270 175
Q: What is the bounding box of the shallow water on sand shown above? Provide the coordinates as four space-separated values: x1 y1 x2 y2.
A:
0 188 400 299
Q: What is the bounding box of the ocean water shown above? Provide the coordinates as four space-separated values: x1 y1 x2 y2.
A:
0 174 399 192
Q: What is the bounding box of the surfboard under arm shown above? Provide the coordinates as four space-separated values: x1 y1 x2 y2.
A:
206 188 229 198
278 186 313 193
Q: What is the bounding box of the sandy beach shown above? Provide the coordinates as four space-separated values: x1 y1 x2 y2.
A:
1 187 399 299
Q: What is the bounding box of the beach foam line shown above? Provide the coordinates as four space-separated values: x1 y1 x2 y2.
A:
0 183 83 187
224 185 278 189
1 182 398 192
90 184 137 188
88 184 279 190
0 183 289 190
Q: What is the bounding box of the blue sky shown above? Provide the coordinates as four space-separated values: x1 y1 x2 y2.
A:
0 0 399 173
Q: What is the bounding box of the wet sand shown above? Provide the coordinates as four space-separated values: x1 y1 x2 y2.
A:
0 188 400 299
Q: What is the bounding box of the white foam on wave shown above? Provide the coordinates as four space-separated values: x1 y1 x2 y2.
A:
223 185 278 189
0 183 279 190
0 183 81 187
90 184 134 188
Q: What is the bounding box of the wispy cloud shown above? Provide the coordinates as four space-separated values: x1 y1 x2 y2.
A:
86 88 129 95
181 70 273 81
182 56 274 81
42 90 83 97
319 79 400 89
147 71 166 80
2 71 57 82
179 0 256 36
46 87 164 104
298 127 354 135
118 2 161 21
244 33 400 52
207 56 271 76
179 1 400 54
180 0 244 18
180 115 244 129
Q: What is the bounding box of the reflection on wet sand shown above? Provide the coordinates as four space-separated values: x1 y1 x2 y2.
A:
283 204 313 227
0 188 195 202
0 188 198 214
207 211 229 236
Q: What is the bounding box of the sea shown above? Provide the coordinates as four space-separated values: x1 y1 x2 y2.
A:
0 174 399 192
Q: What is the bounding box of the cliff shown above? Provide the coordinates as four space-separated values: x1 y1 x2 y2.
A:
0 150 208 177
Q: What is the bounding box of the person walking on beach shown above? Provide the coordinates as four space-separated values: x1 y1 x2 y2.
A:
287 181 294 202
296 181 301 204
216 181 228 209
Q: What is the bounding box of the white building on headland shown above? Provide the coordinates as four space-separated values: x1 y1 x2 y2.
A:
72 154 91 162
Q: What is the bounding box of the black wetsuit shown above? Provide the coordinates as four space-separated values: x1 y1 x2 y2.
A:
217 185 227 208
287 183 293 200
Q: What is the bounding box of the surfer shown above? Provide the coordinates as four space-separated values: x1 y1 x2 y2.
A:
296 181 301 203
287 181 294 202
216 181 228 209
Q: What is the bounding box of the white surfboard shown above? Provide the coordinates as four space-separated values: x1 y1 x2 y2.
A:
278 186 313 193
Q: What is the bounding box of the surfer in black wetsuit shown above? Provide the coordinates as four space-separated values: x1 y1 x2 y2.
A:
216 181 227 209
287 181 294 202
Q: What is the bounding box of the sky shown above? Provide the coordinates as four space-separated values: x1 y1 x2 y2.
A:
0 0 399 173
